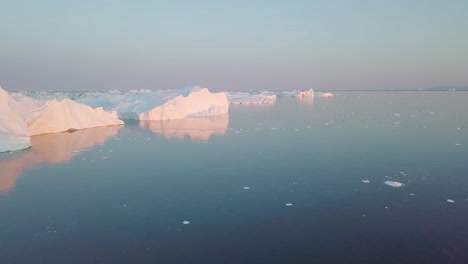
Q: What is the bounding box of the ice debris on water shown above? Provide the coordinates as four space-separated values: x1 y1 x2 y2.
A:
447 199 455 203
362 180 370 183
182 221 190 225
384 181 405 188
243 187 250 190
285 203 293 207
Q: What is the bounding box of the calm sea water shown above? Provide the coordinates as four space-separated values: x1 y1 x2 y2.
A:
0 92 467 264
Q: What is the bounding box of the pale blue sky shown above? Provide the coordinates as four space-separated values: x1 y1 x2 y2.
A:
1 0 467 91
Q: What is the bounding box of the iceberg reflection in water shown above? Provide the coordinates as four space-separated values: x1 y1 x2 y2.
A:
0 125 122 194
139 114 229 142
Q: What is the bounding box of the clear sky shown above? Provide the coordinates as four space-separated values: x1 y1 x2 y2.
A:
1 0 468 91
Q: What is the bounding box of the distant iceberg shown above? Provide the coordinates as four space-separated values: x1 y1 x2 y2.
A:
0 87 31 153
227 92 277 104
298 88 314 98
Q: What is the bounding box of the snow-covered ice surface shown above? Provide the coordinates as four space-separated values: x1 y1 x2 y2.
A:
0 87 31 152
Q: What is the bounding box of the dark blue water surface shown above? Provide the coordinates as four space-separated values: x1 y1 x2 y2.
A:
1 92 467 263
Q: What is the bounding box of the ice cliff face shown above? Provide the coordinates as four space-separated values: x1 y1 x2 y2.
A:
0 87 31 152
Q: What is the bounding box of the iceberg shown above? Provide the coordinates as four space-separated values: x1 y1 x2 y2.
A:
227 92 277 104
25 98 124 136
0 87 31 153
298 88 314 98
74 86 229 120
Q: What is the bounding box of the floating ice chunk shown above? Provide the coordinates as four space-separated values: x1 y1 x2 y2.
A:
182 221 190 224
362 180 370 183
285 203 293 207
447 199 455 203
321 92 333 98
384 181 405 188
410 193 415 196
457 127 461 130
243 187 250 190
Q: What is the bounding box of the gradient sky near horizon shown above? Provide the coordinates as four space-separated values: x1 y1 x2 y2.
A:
1 0 468 91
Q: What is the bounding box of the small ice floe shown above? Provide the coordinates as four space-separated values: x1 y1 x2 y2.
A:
447 199 455 203
410 193 415 196
123 204 127 207
258 151 263 154
394 121 400 125
243 187 250 190
285 203 293 207
385 207 388 209
399 172 407 176
182 221 190 225
384 181 405 188
394 113 400 117
108 150 113 152
457 127 461 130
455 143 461 146
102 157 109 160
361 180 370 183
324 123 329 126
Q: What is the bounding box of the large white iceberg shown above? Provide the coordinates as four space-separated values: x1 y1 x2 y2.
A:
9 93 124 136
227 92 277 104
74 86 229 120
27 98 123 136
0 87 31 153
